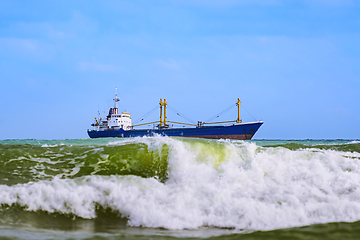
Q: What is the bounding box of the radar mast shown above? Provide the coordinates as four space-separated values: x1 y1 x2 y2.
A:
113 88 120 109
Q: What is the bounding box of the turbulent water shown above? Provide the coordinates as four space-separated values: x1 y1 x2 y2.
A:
1 137 360 239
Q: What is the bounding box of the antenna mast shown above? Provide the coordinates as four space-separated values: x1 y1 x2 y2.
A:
113 88 120 109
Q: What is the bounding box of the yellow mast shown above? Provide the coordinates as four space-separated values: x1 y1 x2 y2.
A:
160 99 163 127
159 98 168 127
164 99 167 126
236 98 242 123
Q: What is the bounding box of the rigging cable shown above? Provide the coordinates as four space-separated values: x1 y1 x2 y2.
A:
167 106 197 124
205 104 235 123
241 105 257 121
133 106 159 124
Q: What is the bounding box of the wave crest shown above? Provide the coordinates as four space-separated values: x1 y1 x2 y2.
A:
1 137 360 230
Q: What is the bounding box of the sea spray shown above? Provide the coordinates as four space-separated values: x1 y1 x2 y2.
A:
1 137 360 232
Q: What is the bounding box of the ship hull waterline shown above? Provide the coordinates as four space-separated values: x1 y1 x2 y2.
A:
88 121 263 140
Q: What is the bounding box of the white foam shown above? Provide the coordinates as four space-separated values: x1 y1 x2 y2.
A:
2 138 360 231
41 144 58 147
41 143 65 147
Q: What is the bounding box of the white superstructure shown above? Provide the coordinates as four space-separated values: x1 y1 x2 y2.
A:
107 112 132 130
92 89 132 131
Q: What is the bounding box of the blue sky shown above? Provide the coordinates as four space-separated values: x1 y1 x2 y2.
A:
0 0 359 139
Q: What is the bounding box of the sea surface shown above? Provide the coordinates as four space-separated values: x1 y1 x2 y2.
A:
1 137 360 240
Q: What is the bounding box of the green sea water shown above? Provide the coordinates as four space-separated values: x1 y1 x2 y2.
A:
0 137 360 239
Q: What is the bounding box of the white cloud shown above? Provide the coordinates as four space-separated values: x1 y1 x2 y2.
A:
15 11 99 42
0 37 38 53
0 37 54 61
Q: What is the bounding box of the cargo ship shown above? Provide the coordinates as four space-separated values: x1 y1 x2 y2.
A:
87 90 263 140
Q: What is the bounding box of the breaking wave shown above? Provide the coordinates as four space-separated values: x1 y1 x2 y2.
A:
1 137 360 231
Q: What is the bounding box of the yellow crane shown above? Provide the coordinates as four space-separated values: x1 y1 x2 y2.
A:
131 98 242 128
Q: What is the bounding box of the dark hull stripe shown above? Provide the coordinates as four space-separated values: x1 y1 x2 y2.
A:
88 121 263 140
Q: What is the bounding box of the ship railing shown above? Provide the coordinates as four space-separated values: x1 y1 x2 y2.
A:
166 121 196 126
130 120 196 129
202 120 236 125
130 121 160 129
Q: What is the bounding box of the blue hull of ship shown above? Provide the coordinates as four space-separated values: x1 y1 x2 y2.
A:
88 121 263 140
